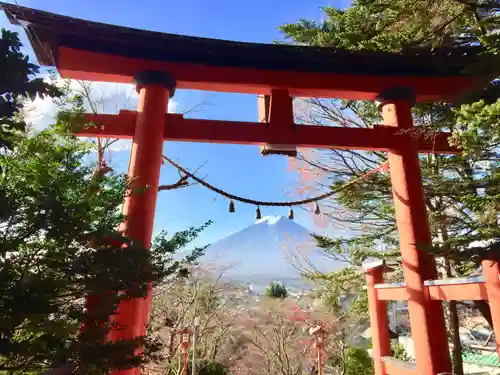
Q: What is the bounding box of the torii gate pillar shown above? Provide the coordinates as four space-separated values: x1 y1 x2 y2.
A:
110 71 175 375
378 88 452 375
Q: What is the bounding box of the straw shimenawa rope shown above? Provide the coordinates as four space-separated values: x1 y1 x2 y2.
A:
161 155 389 208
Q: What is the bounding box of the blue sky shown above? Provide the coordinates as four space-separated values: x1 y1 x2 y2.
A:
1 0 349 245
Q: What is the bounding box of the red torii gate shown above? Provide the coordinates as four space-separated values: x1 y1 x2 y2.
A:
2 3 493 375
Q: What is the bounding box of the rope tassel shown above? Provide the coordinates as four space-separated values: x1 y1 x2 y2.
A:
229 200 235 213
288 207 294 220
256 206 262 219
314 202 321 215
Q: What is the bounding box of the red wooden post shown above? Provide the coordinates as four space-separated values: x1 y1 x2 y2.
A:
317 347 322 375
364 260 391 375
181 328 193 375
482 258 500 357
110 71 175 375
378 88 452 375
309 325 326 375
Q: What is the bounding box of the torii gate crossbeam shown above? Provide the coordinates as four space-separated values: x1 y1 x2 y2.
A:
80 110 456 153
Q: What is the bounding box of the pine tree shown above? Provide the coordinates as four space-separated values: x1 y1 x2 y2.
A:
280 0 500 51
265 282 288 299
281 2 500 374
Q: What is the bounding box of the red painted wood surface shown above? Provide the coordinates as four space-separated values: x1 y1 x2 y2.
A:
428 282 488 301
382 99 452 375
366 267 391 375
482 259 500 358
376 282 488 301
79 112 457 154
57 47 474 102
109 84 170 375
383 358 416 375
376 287 409 301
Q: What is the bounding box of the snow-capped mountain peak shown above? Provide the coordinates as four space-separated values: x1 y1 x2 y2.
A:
203 217 345 286
255 215 284 225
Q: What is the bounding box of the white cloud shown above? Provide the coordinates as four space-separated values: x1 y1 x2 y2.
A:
23 76 178 153
23 94 59 130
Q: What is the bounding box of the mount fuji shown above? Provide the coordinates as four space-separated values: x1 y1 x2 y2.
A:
202 216 345 288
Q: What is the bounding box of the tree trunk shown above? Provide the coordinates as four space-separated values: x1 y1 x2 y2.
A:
444 258 464 375
448 300 464 375
472 300 493 328
437 212 464 375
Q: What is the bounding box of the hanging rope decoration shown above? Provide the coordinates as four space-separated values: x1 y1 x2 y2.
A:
161 155 389 219
314 202 321 215
256 206 262 219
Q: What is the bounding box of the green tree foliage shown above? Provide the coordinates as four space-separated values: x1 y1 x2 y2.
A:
342 347 374 375
391 343 409 362
190 360 230 375
308 268 368 318
265 282 288 299
0 29 61 149
280 0 500 51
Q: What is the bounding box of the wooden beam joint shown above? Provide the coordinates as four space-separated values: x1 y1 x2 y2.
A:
258 90 296 156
